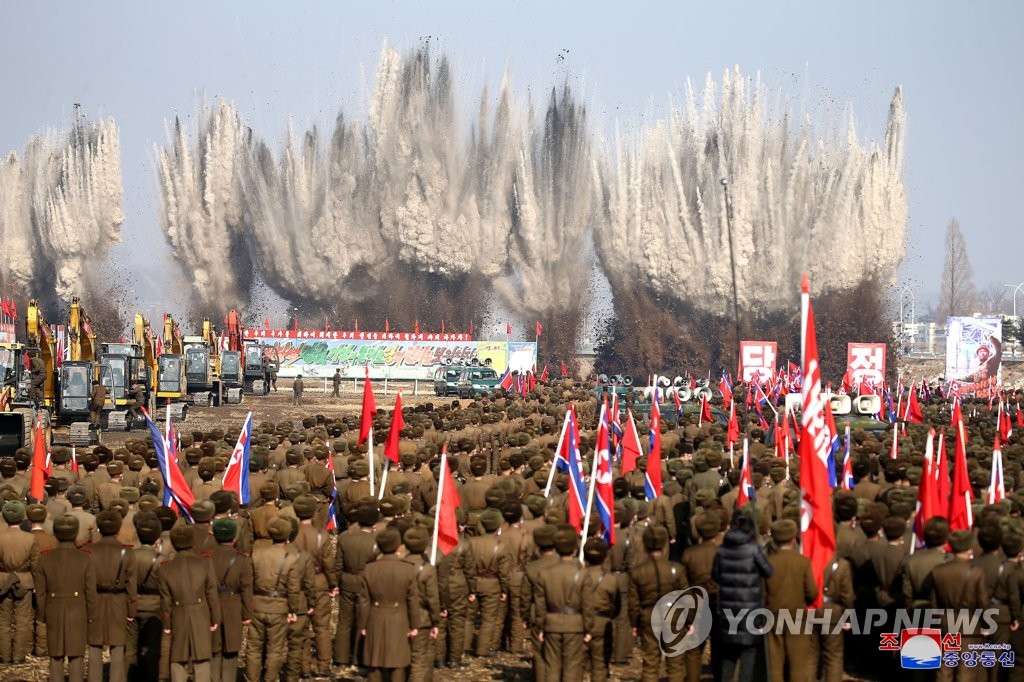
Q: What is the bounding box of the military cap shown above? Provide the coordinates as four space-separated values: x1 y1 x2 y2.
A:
50 446 70 464
25 503 47 524
191 499 215 523
391 480 412 495
138 494 161 513
770 519 798 544
400 452 417 467
96 510 122 536
923 517 950 548
1002 533 1024 558
0 459 15 477
694 488 716 508
285 449 303 466
882 516 907 541
119 486 140 504
525 495 547 518
696 513 722 540
469 458 487 477
169 524 194 550
357 502 380 527
948 530 975 554
403 527 429 554
859 513 882 537
480 509 503 533
534 524 557 550
349 459 369 478
583 537 609 565
0 487 18 503
484 486 506 509
642 525 669 551
543 508 566 525
53 514 80 542
376 527 402 554
109 499 129 518
107 461 124 477
209 490 234 515
155 506 178 531
260 482 279 501
293 494 317 520
2 500 25 524
267 517 291 542
379 497 399 518
284 482 310 500
835 494 859 521
132 512 160 545
552 528 577 557
212 518 238 543
67 485 88 507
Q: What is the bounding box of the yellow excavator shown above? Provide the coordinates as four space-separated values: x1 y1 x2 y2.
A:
0 329 38 456
156 313 188 419
98 313 156 430
183 317 229 406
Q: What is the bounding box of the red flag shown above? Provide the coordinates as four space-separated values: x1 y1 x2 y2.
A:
414 320 420 334
645 396 663 500
718 374 733 411
434 442 461 557
737 440 754 508
440 320 445 333
948 403 974 532
798 275 836 609
904 382 923 423
506 322 512 335
988 433 1005 505
29 415 48 501
727 400 740 449
560 361 568 377
535 321 543 336
777 410 790 458
354 319 359 333
385 318 390 333
469 321 474 337
383 392 404 464
71 445 79 475
998 398 1012 442
699 395 712 425
935 429 950 514
620 409 643 475
912 429 937 549
528 368 536 393
540 366 549 383
357 365 377 447
325 318 330 331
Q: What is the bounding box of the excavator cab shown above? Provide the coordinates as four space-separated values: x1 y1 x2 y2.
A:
59 362 93 418
221 351 242 384
158 354 186 398
100 353 129 402
0 345 34 457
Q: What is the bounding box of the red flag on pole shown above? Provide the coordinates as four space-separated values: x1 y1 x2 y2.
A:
560 361 568 377
737 440 754 508
912 429 937 549
440 320 445 333
904 383 923 423
432 442 462 560
506 322 512 335
358 365 377 447
935 429 950 514
988 433 1005 505
29 415 48 501
700 395 712 425
798 275 836 609
385 318 390 333
727 400 740 449
540 366 549 383
535 321 543 336
383 392 404 464
620 409 643 475
949 401 974 531
414 320 420 334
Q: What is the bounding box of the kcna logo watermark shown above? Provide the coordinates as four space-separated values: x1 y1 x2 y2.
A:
881 630 1014 670
652 590 1008 667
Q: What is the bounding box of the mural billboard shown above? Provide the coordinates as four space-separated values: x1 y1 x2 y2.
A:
945 317 1001 398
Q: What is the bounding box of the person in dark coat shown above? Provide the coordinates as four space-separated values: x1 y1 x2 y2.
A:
88 509 137 682
292 375 304 407
358 526 418 680
711 511 773 682
160 524 221 682
209 519 253 682
34 514 97 682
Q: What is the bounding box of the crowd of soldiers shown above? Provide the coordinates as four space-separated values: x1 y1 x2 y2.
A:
0 380 1022 681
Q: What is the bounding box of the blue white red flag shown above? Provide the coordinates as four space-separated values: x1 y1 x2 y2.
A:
610 393 624 460
736 439 755 508
565 409 589 532
594 400 616 545
144 407 195 520
841 425 854 490
222 411 253 504
498 367 513 392
645 389 662 500
553 403 581 472
325 444 338 531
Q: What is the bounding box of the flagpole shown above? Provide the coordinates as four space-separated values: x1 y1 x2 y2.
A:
544 410 572 496
368 428 375 497
378 459 390 500
430 449 446 566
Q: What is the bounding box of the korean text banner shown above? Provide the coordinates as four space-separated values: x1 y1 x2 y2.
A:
945 317 1001 398
263 338 537 380
847 343 886 386
739 341 777 382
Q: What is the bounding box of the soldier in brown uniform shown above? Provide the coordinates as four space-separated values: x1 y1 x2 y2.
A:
249 482 282 546
534 527 593 681
764 519 817 682
34 514 97 682
807 549 855 682
989 533 1021 682
582 537 619 682
245 516 304 682
629 525 686 682
930 530 990 682
126 512 163 681
0 501 37 663
88 510 138 682
435 523 470 669
67 485 99 546
333 500 379 669
464 508 511 656
89 380 107 430
189 499 218 556
402 526 441 682
358 526 419 682
497 499 533 653
25 503 55 657
160 525 221 682
902 518 950 611
608 502 638 665
293 494 336 675
209 519 254 682
680 512 721 682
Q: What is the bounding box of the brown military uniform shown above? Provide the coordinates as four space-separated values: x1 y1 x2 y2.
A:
403 552 441 682
583 563 620 682
464 529 512 655
333 526 378 665
34 541 97 681
435 542 471 666
0 526 38 662
244 542 303 682
88 535 138 682
209 544 253 682
285 544 317 682
358 554 419 673
126 544 163 679
930 558 989 682
807 555 854 682
629 555 687 682
159 549 221 682
497 521 533 652
765 547 817 682
535 556 594 682
680 537 720 682
903 546 949 609
294 523 336 672
523 550 561 680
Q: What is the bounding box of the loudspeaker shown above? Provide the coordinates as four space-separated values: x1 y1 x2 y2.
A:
622 375 633 386
828 394 852 415
658 376 672 388
784 393 803 413
673 376 685 387
677 387 692 402
598 374 609 384
483 358 493 367
695 387 713 401
854 394 882 415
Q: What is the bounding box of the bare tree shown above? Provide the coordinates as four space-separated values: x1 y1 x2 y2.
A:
978 282 1010 316
937 218 977 319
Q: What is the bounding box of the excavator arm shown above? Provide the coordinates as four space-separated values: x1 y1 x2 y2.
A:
67 296 97 363
26 299 55 406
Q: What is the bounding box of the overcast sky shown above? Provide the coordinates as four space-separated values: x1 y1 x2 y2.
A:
2 0 1022 318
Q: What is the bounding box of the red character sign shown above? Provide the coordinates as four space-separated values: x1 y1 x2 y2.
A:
847 343 886 387
739 341 777 383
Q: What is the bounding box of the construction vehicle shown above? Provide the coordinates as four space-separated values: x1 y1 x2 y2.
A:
224 309 279 395
183 318 232 406
98 313 156 430
156 313 188 420
0 342 39 457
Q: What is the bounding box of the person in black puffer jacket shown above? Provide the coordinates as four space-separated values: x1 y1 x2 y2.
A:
711 511 773 682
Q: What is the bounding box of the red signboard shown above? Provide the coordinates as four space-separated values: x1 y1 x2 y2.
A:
847 343 886 387
243 329 473 343
739 341 777 382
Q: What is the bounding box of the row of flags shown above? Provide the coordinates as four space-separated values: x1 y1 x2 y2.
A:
0 297 18 322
